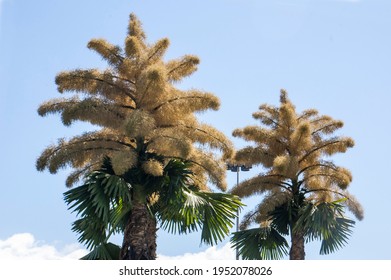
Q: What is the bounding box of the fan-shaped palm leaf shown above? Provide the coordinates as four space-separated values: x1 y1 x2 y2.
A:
80 242 121 260
295 199 355 255
157 187 243 245
231 227 289 260
64 158 132 253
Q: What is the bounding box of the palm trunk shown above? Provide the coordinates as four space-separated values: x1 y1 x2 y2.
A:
120 201 157 260
289 180 305 260
289 230 305 260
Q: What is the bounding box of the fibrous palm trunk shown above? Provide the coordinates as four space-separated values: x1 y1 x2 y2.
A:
289 183 305 260
289 230 305 260
120 201 157 260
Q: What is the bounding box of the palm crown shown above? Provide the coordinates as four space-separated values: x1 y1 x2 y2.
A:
37 13 233 191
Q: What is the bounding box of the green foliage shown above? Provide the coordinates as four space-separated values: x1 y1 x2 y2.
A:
295 199 355 255
64 158 132 254
231 227 289 260
64 158 243 259
157 187 243 245
81 242 121 260
153 159 244 245
231 198 355 260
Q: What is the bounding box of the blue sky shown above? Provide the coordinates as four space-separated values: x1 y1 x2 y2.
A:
1 0 390 259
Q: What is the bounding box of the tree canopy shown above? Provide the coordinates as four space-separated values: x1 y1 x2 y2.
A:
36 13 233 192
36 13 239 260
231 90 363 259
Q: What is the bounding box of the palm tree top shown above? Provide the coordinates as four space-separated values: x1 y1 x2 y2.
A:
36 13 234 191
232 89 363 222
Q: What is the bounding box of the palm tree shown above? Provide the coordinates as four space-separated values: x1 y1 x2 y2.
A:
36 13 237 259
230 90 363 260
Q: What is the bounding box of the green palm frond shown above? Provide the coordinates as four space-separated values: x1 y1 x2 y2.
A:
154 160 244 246
109 197 132 234
80 242 121 260
231 227 289 260
89 174 111 222
71 216 107 250
63 158 132 251
269 203 291 235
268 192 305 236
295 199 355 255
199 192 243 245
157 188 243 245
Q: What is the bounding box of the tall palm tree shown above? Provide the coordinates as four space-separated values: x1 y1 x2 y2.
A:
36 13 236 259
230 90 363 260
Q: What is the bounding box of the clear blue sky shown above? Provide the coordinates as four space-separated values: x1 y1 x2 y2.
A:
1 0 390 259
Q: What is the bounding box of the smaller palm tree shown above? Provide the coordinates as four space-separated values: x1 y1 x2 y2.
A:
64 157 243 260
230 90 363 260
